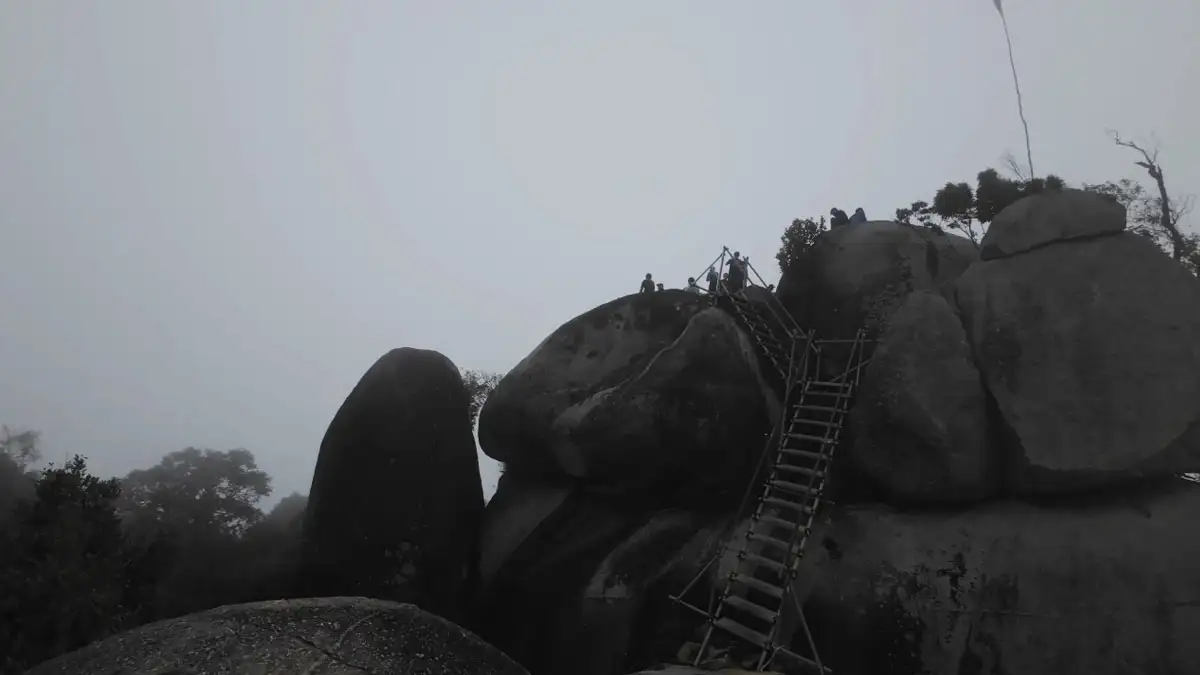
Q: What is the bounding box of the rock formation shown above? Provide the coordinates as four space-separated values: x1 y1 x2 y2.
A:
479 290 778 511
777 219 979 344
39 188 1200 675
299 348 483 623
849 289 997 503
23 597 529 675
953 229 1200 494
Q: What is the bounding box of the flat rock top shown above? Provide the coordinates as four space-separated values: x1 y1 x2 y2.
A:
24 597 529 675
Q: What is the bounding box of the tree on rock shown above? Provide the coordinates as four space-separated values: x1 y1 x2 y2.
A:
895 169 1066 246
462 369 503 427
1083 131 1197 272
776 216 829 278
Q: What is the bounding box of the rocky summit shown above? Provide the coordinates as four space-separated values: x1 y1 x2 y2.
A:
37 192 1200 675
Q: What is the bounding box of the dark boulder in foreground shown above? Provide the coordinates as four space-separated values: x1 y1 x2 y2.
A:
23 597 528 675
300 348 483 622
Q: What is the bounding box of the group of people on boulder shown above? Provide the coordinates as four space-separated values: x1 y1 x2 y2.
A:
830 206 867 227
639 250 757 296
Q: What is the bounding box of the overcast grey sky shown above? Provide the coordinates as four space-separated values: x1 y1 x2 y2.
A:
1 1 1196 504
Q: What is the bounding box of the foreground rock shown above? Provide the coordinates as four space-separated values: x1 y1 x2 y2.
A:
24 597 528 675
777 220 978 344
851 290 998 503
300 348 483 621
803 479 1200 675
954 232 1200 494
980 187 1126 260
480 294 776 510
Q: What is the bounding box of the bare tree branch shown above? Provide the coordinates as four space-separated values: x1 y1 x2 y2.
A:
1108 129 1185 260
1000 151 1029 181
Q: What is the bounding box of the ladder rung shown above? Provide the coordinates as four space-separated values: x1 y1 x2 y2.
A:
808 380 851 390
747 532 793 552
795 403 840 413
788 431 832 444
780 447 825 462
769 478 815 496
756 513 803 533
792 417 838 429
722 594 780 624
774 463 825 479
763 496 814 514
739 551 787 574
802 390 851 401
729 572 785 598
713 616 772 648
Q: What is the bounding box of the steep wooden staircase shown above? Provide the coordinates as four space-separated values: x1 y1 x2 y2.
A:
671 249 869 674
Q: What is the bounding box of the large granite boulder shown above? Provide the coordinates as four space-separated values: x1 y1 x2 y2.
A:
480 291 706 475
803 479 1200 675
981 188 1127 260
480 294 777 509
953 232 1200 494
850 290 998 503
472 486 644 675
299 348 483 622
24 597 528 675
477 471 572 589
777 221 978 343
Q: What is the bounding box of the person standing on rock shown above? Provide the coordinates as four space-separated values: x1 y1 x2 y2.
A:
640 273 655 294
706 266 719 293
727 251 747 291
830 207 850 227
656 282 664 292
686 277 702 294
849 207 867 223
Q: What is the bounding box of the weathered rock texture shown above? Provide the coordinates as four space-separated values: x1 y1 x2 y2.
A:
24 597 528 675
480 291 707 474
980 187 1127 260
477 471 572 590
480 294 776 510
777 220 978 343
851 290 998 503
954 232 1200 494
803 480 1200 675
300 348 483 621
473 486 644 675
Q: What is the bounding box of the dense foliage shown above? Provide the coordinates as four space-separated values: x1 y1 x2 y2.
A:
0 436 301 673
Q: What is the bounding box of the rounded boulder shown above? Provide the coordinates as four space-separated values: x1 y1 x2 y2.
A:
953 232 1200 494
480 293 776 507
300 348 483 621
850 289 999 503
23 597 528 675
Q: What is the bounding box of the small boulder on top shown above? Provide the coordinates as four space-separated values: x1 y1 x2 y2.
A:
980 187 1126 260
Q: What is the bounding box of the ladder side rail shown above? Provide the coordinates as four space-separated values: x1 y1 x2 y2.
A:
742 257 805 338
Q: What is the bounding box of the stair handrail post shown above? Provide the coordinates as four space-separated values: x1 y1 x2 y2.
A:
717 248 729 299
743 257 804 338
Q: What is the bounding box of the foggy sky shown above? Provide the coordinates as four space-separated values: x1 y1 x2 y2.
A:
2 1 1197 504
